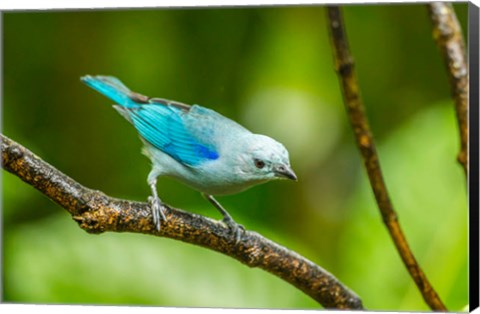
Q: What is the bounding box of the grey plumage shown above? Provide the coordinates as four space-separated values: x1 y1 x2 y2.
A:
81 75 297 237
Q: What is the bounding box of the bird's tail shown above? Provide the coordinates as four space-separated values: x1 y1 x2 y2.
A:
81 75 140 108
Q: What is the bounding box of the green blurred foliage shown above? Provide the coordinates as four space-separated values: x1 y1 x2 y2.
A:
2 3 468 311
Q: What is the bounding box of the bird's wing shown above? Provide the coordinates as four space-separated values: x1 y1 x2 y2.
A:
126 103 220 167
82 75 245 166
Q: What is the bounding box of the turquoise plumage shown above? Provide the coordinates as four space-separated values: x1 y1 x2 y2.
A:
81 75 296 239
83 76 219 166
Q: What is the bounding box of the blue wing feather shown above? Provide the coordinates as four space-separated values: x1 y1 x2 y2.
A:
82 75 219 166
126 102 219 166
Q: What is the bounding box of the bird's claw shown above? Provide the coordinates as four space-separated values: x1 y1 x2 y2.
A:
148 196 166 231
222 216 245 243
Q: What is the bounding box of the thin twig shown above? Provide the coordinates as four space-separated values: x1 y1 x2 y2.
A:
1 133 363 310
326 6 447 311
428 2 469 177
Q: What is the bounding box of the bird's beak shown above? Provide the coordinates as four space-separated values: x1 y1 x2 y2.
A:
274 164 298 181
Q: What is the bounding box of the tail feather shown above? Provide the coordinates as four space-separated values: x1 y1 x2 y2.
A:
112 104 134 123
81 75 139 108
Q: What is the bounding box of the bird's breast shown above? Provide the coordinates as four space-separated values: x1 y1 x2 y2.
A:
172 158 265 196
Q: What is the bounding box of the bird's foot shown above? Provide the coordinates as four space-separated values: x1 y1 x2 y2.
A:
148 196 167 231
201 193 245 243
222 216 245 243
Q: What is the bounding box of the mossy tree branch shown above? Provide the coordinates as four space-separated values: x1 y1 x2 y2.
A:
326 6 447 311
427 2 469 177
1 133 363 310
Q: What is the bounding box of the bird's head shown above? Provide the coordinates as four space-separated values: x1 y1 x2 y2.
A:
237 134 297 182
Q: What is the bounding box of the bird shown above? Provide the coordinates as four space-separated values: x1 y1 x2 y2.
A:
81 75 297 239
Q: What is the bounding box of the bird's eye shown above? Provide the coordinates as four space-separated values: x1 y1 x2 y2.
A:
254 159 265 169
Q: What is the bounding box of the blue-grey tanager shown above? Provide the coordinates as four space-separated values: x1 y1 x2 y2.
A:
81 75 297 237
